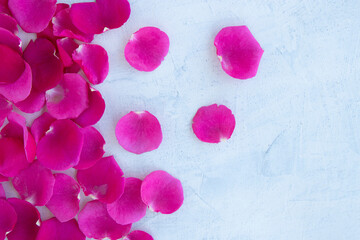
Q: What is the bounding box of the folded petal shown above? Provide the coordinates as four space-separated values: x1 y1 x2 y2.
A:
57 37 79 67
0 199 17 239
30 112 55 144
36 218 85 240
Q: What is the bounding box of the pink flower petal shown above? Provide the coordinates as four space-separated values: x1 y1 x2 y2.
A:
30 112 55 144
46 173 80 223
97 0 130 30
7 198 40 240
0 13 18 34
141 170 184 214
0 199 17 239
192 104 235 143
64 62 81 73
214 26 264 79
24 38 63 92
46 73 89 119
56 37 79 67
78 200 131 239
0 174 7 182
76 156 124 203
0 0 10 15
72 44 109 85
125 230 153 240
12 161 55 206
15 89 45 113
37 119 84 170
36 218 85 240
0 183 5 198
72 88 105 127
124 27 170 72
0 95 12 128
0 44 25 85
107 177 147 225
0 27 21 54
74 126 105 170
53 8 94 43
115 111 163 154
8 0 56 33
0 137 29 177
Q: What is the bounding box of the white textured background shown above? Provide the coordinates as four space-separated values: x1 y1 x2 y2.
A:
9 0 360 239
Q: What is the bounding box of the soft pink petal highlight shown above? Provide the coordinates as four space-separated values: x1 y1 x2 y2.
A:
36 218 85 240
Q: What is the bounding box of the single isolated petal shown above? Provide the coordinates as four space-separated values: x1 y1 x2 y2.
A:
192 104 235 143
107 177 147 225
77 156 125 203
0 44 25 85
72 88 105 127
0 95 12 127
125 230 154 240
124 27 170 72
7 198 40 240
36 218 85 240
72 44 109 85
0 13 18 34
15 90 45 113
141 170 184 214
78 200 131 240
8 0 56 33
0 199 17 239
12 161 55 206
0 183 5 198
214 26 264 79
30 112 55 143
115 111 162 154
74 126 105 170
0 27 22 54
0 137 29 177
46 173 80 223
37 119 84 170
46 73 89 119
57 37 79 67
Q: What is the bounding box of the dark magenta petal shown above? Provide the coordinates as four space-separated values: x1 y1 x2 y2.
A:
36 218 85 240
107 177 147 225
46 173 80 223
12 161 55 206
0 0 10 15
0 95 12 128
24 38 63 92
0 183 5 198
37 119 84 170
214 26 264 79
64 62 81 73
141 170 184 214
77 156 125 203
72 88 105 127
0 199 17 239
74 126 105 170
30 112 55 143
46 73 89 119
98 0 130 30
125 230 153 240
124 27 170 72
8 0 56 33
15 90 45 113
0 13 18 34
0 27 22 54
72 44 109 85
192 104 236 143
0 44 25 85
7 198 40 240
78 200 131 239
0 174 7 182
0 137 29 177
57 37 79 67
115 111 163 154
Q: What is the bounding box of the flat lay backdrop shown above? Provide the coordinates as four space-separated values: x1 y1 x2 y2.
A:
9 0 360 239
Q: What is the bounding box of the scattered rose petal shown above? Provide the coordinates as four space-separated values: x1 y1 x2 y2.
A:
115 111 163 154
30 112 55 144
0 13 18 34
78 200 131 239
125 230 153 240
72 88 105 127
64 62 81 73
214 26 264 79
74 126 105 170
141 170 184 214
7 198 40 240
0 26 22 54
12 161 55 206
8 0 56 33
124 27 170 72
0 137 29 177
36 218 85 240
72 44 109 85
107 177 147 225
15 90 45 113
46 173 80 223
0 0 10 15
57 37 79 67
46 73 89 119
37 119 84 170
0 44 25 85
0 174 7 182
0 95 12 127
77 156 125 203
0 183 5 198
192 104 235 143
0 199 17 239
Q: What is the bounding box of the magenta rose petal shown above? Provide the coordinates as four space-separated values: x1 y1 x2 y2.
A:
98 0 130 30
0 183 5 198
8 0 56 33
46 173 80 223
0 44 25 85
0 199 17 239
141 170 184 214
0 27 22 54
124 27 170 72
0 0 10 14
115 111 163 154
37 119 84 171
0 174 7 182
214 26 264 79
0 13 18 34
72 44 109 85
69 2 103 34
107 177 147 225
0 137 29 177
7 198 40 240
74 126 105 170
15 89 45 113
12 161 55 206
78 200 131 240
77 156 125 203
72 88 105 127
46 73 89 119
30 112 56 144
192 104 236 143
125 230 154 240
56 37 79 67
36 218 85 240
0 95 12 128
